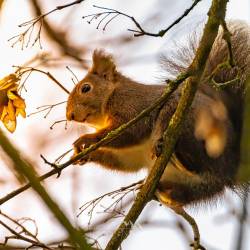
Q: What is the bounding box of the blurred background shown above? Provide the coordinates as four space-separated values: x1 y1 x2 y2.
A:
0 0 249 249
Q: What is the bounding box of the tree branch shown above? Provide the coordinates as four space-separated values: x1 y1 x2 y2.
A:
104 0 229 249
15 66 70 94
128 0 202 37
84 1 202 37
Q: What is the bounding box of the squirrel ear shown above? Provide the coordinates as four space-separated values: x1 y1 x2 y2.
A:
91 50 116 81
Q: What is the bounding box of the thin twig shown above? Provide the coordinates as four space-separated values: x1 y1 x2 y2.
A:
205 20 237 88
0 212 39 242
54 149 73 164
77 180 143 226
28 101 67 118
83 1 202 37
66 66 79 85
14 66 70 94
8 0 86 49
221 19 235 67
0 217 51 249
49 120 68 130
210 76 240 90
31 0 89 68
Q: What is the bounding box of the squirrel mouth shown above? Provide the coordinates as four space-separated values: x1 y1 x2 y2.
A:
82 113 91 123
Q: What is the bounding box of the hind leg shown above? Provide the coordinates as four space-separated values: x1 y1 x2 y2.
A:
155 189 205 250
172 206 205 250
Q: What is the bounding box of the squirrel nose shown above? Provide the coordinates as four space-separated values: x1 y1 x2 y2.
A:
67 111 75 121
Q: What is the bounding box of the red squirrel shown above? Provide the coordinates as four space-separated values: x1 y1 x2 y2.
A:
66 20 250 249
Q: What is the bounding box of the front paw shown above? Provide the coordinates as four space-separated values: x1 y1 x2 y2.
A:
154 138 163 157
71 146 89 165
73 134 99 149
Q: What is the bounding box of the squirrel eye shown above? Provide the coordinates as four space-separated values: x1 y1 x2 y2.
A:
81 84 91 93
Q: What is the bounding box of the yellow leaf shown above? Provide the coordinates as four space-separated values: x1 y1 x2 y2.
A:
1 106 7 120
0 82 14 91
8 86 18 92
0 91 7 107
13 97 26 109
7 100 15 120
0 74 26 133
16 108 26 118
7 89 19 100
0 74 18 90
3 115 16 133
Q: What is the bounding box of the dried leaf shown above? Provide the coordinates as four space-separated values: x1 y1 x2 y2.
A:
3 115 16 133
7 100 15 120
0 73 26 132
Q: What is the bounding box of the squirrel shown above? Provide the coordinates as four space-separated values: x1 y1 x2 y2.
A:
66 20 250 248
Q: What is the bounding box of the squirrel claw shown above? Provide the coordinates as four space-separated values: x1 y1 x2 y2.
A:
71 146 89 165
190 242 206 250
71 134 99 165
74 155 89 165
73 135 98 149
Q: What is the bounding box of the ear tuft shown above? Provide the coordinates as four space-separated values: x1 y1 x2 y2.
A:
91 49 116 80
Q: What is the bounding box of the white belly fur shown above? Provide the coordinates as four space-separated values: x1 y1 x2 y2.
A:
161 158 202 186
102 139 202 187
103 138 155 172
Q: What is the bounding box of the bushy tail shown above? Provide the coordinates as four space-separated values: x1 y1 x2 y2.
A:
161 20 250 133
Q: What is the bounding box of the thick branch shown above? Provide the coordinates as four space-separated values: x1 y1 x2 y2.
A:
0 130 91 250
105 0 229 249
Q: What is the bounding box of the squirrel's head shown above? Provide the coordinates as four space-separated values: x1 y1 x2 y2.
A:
66 50 117 129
